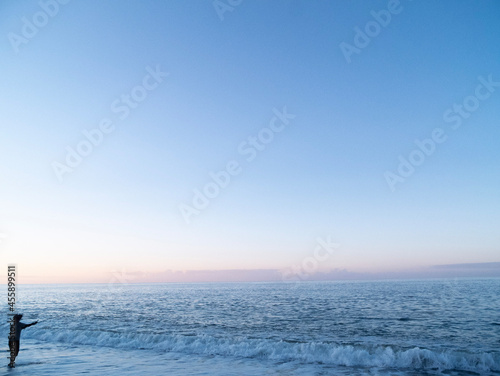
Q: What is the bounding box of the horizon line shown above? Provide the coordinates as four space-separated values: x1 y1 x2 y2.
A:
6 261 500 285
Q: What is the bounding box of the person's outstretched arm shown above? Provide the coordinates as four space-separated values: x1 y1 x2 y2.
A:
25 321 38 328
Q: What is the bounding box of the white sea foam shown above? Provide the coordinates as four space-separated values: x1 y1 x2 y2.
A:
23 327 500 373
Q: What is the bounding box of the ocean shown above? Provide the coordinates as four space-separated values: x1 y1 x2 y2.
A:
2 279 499 375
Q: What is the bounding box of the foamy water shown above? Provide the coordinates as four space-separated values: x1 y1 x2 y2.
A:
2 279 499 375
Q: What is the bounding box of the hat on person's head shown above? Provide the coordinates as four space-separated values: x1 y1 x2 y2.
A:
13 313 23 320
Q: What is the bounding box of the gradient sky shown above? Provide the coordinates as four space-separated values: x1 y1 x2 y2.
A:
1 0 499 283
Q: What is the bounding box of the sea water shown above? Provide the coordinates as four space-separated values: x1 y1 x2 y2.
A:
1 279 499 375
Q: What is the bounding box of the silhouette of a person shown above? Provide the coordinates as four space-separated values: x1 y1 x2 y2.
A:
8 314 38 367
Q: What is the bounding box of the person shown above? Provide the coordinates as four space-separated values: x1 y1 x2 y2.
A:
8 314 38 367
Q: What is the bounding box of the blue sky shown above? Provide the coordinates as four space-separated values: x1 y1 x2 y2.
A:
1 0 499 283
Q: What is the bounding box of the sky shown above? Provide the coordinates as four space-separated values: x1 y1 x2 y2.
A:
1 0 499 283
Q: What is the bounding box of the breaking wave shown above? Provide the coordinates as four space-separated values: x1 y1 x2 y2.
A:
25 327 500 373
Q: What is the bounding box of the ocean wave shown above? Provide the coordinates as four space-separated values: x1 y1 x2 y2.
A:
24 327 500 372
